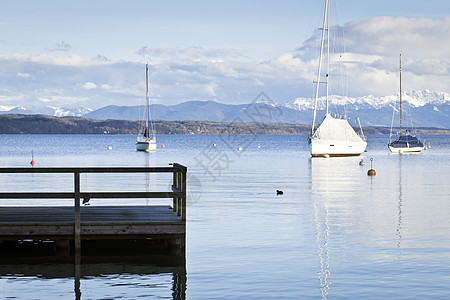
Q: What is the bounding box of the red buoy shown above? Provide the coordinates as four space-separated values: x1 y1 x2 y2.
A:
30 151 35 167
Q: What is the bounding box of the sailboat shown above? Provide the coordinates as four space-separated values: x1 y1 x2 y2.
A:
388 54 424 153
309 0 367 157
136 63 157 152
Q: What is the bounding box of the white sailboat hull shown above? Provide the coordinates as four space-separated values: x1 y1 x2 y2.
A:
136 137 157 152
388 145 423 153
311 138 367 157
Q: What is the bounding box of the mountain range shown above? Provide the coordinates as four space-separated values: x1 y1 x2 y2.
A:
1 90 449 129
0 105 92 117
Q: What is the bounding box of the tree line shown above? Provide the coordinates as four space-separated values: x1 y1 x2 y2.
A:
0 114 447 135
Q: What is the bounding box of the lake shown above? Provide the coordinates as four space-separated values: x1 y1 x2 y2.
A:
0 134 449 299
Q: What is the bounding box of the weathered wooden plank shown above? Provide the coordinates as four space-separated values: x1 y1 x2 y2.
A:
0 223 74 236
0 167 175 174
0 192 183 199
0 192 74 199
0 206 181 222
79 192 182 198
81 224 185 235
0 223 185 237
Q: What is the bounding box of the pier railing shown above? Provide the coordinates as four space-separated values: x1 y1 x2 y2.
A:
0 163 187 251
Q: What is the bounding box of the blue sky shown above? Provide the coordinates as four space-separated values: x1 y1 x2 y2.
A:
1 0 449 109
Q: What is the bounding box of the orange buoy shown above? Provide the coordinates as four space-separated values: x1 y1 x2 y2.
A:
367 158 376 176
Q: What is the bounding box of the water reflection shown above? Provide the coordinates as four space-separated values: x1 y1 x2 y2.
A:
0 240 186 299
310 157 366 299
396 156 403 258
312 190 331 299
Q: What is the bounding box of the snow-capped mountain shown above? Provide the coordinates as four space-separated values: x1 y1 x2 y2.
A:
284 90 450 110
283 90 450 128
0 106 93 117
0 105 18 112
1 90 448 128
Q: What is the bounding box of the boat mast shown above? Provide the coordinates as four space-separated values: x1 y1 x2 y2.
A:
312 0 330 135
326 0 330 115
145 63 149 138
399 54 402 134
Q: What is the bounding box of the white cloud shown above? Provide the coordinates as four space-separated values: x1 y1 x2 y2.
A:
82 82 97 90
16 72 31 78
0 53 114 67
45 41 72 52
0 16 448 109
136 46 243 61
0 94 26 106
38 95 89 106
345 16 450 59
293 16 450 97
38 97 52 103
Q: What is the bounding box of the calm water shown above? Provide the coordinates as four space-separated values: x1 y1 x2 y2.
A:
0 134 449 299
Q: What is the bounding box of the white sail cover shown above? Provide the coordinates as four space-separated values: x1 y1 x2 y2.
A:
313 114 362 142
310 114 366 156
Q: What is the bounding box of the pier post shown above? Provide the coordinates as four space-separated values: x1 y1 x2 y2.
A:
177 171 182 217
172 163 187 220
172 170 177 213
74 171 81 253
181 167 186 221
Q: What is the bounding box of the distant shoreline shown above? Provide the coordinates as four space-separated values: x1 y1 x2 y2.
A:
1 114 449 135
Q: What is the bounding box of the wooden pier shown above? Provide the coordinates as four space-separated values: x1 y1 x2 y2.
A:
0 163 187 254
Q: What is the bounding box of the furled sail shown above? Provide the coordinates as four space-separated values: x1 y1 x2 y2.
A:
313 114 362 142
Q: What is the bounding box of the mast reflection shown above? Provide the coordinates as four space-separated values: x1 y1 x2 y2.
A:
310 156 364 299
310 158 333 299
396 155 403 258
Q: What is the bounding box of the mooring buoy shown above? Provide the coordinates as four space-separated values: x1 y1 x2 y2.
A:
367 158 376 176
30 151 35 167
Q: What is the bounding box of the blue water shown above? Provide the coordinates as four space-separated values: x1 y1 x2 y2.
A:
0 134 449 299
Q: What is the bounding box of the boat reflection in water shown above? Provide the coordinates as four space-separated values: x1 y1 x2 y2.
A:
0 239 186 299
396 156 404 259
310 156 366 299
